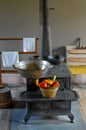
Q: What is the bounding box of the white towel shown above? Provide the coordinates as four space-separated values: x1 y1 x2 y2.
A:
23 37 35 52
2 51 19 67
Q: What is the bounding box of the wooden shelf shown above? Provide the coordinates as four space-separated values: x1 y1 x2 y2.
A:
0 37 39 55
1 70 18 73
0 51 37 54
0 37 39 85
67 47 86 66
69 49 86 54
68 58 86 62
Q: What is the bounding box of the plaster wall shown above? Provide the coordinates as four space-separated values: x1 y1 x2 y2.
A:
0 0 86 84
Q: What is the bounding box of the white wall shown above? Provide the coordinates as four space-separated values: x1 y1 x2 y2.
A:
49 0 86 48
0 0 40 56
0 0 86 48
0 0 39 37
0 0 40 62
0 0 86 52
0 0 86 84
0 0 40 85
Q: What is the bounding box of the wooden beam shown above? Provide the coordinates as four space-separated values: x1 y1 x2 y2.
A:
0 38 23 40
68 58 86 62
69 49 86 54
0 66 2 85
0 37 39 55
1 70 18 73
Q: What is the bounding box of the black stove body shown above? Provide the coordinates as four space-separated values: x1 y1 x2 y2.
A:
20 64 79 123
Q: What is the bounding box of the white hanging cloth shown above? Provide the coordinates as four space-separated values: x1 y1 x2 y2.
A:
2 51 19 67
23 37 35 52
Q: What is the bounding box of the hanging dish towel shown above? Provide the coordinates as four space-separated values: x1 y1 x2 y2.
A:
2 51 19 67
23 37 35 52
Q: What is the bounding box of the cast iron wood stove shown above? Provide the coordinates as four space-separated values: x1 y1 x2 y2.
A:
20 0 79 123
20 63 79 123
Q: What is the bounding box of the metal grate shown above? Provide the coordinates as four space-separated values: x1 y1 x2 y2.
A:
20 90 79 102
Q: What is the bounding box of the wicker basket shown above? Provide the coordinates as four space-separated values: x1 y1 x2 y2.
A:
40 87 59 98
0 87 13 108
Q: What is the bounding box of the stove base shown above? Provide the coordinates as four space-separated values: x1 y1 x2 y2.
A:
24 101 74 124
19 90 79 124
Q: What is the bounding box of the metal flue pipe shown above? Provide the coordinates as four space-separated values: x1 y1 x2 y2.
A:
39 0 52 58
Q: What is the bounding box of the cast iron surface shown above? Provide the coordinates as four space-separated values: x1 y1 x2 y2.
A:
26 63 72 91
19 64 79 124
43 63 72 78
19 90 79 102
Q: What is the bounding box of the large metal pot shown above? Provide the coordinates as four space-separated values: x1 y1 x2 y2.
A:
13 60 52 79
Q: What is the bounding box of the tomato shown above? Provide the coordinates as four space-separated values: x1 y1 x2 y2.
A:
51 81 59 88
40 82 48 89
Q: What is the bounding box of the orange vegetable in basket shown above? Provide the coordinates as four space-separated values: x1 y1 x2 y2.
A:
35 75 59 89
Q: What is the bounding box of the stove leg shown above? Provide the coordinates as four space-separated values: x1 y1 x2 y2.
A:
24 102 30 124
68 113 74 123
24 114 30 124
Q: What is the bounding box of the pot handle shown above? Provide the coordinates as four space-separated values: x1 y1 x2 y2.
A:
13 65 16 69
50 64 53 68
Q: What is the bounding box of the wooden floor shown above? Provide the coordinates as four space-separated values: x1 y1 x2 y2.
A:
2 84 86 124
73 84 86 123
0 84 86 130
